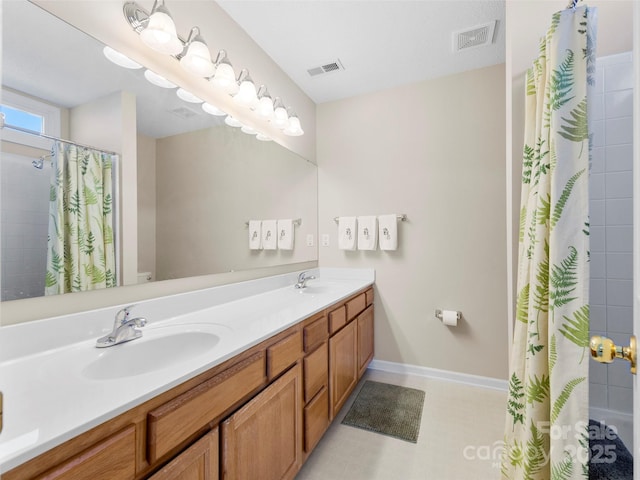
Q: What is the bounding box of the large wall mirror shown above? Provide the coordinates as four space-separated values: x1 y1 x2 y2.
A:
1 1 318 302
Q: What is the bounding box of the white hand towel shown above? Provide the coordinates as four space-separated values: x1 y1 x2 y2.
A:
277 219 294 250
262 219 277 250
378 214 398 251
338 217 357 250
249 220 262 250
357 216 378 250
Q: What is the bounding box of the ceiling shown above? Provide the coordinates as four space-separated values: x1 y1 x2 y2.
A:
217 1 506 104
2 1 505 140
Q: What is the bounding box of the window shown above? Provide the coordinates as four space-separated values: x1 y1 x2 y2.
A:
1 89 61 150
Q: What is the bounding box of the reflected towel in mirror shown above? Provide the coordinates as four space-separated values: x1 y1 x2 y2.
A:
249 220 262 250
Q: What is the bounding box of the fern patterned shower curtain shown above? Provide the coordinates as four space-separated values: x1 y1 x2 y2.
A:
45 142 116 295
501 6 596 480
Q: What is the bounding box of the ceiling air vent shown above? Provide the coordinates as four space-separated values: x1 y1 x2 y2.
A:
307 59 345 78
453 20 497 52
168 106 199 119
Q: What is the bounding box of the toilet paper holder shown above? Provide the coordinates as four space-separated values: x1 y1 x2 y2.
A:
435 309 461 321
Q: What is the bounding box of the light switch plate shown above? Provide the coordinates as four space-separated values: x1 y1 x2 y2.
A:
306 234 314 247
321 234 330 247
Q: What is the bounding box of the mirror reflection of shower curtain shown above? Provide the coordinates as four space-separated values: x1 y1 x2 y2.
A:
45 141 117 295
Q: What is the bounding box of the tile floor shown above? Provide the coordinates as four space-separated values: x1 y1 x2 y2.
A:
296 369 507 480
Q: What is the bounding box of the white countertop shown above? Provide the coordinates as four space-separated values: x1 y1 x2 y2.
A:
0 268 374 473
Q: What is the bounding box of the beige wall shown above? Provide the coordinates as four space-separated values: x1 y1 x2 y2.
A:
317 64 508 380
155 127 318 279
137 133 157 279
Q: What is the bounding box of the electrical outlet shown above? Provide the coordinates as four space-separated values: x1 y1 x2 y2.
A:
306 234 314 247
321 234 330 247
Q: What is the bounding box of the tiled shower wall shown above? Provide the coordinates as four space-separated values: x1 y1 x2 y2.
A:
589 52 634 415
0 153 50 301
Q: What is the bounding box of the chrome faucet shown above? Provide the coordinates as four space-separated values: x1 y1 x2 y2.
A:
96 305 147 348
295 271 316 289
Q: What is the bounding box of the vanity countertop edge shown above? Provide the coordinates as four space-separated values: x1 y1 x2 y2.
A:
0 267 374 473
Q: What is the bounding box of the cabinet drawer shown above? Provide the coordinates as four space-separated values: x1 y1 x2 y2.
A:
365 288 374 307
346 293 366 322
267 330 303 380
304 387 329 454
148 352 266 464
303 342 328 403
328 305 346 334
35 425 135 480
303 315 328 353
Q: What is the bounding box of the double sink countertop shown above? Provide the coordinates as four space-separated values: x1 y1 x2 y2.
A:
0 268 374 473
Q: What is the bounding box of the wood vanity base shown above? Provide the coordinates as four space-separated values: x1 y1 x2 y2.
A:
5 287 374 480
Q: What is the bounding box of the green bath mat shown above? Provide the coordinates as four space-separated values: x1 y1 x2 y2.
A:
341 380 425 443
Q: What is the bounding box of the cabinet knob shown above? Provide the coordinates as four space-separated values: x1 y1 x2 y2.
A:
590 335 636 375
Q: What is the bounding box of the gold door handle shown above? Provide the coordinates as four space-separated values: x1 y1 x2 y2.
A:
590 335 636 374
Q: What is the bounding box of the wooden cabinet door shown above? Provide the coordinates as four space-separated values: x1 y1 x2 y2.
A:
329 321 357 419
149 429 218 480
357 305 374 379
221 364 302 480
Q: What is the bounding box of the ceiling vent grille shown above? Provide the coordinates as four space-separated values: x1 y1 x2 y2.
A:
169 106 199 119
453 21 497 52
307 59 345 78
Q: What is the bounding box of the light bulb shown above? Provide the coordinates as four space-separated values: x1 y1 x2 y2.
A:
144 69 177 88
176 88 203 103
202 103 226 116
225 116 243 127
256 87 274 119
284 114 304 136
103 46 142 69
273 98 289 129
139 2 183 55
233 70 258 108
180 28 215 77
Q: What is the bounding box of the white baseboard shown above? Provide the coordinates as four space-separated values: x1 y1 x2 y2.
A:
368 359 508 392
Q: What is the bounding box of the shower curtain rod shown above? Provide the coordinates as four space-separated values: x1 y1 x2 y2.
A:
0 121 119 156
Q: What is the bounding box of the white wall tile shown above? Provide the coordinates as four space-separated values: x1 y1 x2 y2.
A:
605 117 633 145
605 172 633 199
607 306 633 334
604 63 633 92
605 144 633 172
589 359 608 385
590 278 606 305
590 305 606 332
605 226 632 253
606 253 632 280
589 383 608 409
604 90 633 118
590 252 606 278
589 173 605 200
590 226 605 252
605 198 632 226
608 386 633 413
591 93 604 121
606 279 632 307
590 199 605 226
592 119 605 147
591 146 604 173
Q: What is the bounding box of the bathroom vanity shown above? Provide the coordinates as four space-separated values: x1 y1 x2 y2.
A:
0 269 374 480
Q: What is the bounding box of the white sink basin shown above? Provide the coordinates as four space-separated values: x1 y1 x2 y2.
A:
82 324 227 380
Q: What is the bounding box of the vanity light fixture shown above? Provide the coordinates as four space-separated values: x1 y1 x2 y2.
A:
103 46 142 69
233 69 259 108
256 86 274 119
202 102 226 116
176 88 204 103
144 69 177 88
123 1 304 137
210 50 237 93
138 0 183 55
180 27 215 77
272 97 289 129
283 109 304 136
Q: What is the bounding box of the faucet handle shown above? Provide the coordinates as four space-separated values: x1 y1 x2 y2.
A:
116 305 137 325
